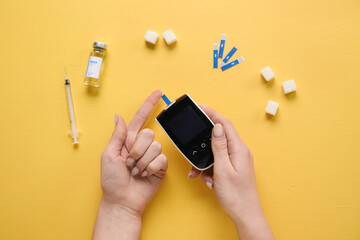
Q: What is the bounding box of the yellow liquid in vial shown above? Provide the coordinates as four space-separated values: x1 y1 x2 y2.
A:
84 48 105 87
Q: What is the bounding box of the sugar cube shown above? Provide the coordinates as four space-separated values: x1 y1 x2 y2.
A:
265 100 279 116
261 66 275 81
162 29 177 45
144 30 159 45
282 79 297 94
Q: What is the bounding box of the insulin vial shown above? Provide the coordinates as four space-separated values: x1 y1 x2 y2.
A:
84 42 107 87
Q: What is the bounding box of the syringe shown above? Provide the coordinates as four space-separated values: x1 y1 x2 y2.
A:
65 67 79 144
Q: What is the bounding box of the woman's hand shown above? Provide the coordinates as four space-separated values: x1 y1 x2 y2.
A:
93 90 168 240
189 105 274 240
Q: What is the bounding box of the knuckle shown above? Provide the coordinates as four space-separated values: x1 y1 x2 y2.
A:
127 131 136 141
135 109 148 122
159 154 168 170
213 140 228 152
225 118 233 126
160 153 167 163
148 154 167 173
242 146 251 156
151 141 162 153
131 150 142 160
241 146 253 161
146 163 155 172
135 161 146 171
130 144 142 159
139 128 155 139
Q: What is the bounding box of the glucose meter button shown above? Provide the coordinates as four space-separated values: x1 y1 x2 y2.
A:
191 147 199 157
200 142 207 149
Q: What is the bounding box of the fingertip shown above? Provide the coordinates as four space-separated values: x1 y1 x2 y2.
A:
188 168 201 178
199 104 210 113
143 154 168 177
199 104 215 119
152 89 163 100
115 116 127 136
213 123 224 138
126 157 135 167
115 115 126 128
141 170 148 177
141 90 163 109
131 167 140 176
188 169 193 178
115 113 118 125
201 175 214 189
108 114 127 151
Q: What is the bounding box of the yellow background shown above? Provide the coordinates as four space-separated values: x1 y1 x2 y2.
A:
0 0 359 239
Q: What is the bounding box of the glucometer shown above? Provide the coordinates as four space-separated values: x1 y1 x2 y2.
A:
156 94 214 170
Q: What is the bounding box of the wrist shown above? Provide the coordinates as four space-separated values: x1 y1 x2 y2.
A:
232 207 266 229
92 199 142 240
226 192 266 229
230 199 274 240
99 198 143 223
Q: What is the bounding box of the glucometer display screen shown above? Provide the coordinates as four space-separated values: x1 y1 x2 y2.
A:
167 105 207 145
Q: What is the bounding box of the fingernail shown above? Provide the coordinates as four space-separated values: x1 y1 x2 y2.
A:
199 104 207 108
141 170 148 177
188 169 193 178
206 181 213 189
213 124 224 138
158 88 164 94
115 114 118 125
126 157 135 167
131 167 139 176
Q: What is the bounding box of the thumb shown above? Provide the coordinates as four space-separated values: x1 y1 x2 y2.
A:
107 114 127 152
211 124 233 172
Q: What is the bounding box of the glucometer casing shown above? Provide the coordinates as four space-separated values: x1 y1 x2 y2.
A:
156 94 214 171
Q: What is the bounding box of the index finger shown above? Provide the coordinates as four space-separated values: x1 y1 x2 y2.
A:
127 89 163 134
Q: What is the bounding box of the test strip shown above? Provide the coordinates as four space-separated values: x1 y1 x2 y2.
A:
221 57 245 71
219 47 237 67
219 34 226 59
161 94 172 106
213 44 218 68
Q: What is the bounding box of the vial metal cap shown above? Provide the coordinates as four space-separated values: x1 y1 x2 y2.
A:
93 42 107 49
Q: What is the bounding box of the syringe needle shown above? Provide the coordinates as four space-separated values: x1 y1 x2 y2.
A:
64 66 69 81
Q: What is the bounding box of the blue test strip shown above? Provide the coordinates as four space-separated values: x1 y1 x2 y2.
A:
213 44 218 68
161 94 172 106
219 47 237 67
221 57 245 71
218 34 226 58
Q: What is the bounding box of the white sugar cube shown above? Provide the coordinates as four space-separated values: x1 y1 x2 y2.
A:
261 66 275 81
162 29 177 45
265 100 279 116
282 79 297 94
144 30 159 45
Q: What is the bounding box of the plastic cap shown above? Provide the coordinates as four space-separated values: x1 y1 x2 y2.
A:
93 42 107 49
